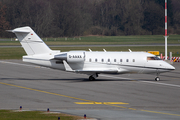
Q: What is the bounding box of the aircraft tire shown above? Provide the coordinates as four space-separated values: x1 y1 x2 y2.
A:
89 76 95 81
155 77 160 81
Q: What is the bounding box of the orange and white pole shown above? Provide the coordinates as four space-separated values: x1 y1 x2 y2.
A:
165 0 168 60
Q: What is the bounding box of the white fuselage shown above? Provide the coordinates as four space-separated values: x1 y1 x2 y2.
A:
23 51 175 75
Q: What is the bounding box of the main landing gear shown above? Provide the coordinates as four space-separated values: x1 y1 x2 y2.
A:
89 73 98 81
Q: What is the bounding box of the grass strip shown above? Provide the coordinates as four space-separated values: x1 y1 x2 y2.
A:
0 110 83 120
1 35 180 45
0 46 180 59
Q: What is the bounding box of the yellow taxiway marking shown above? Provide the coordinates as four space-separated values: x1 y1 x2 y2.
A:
75 102 129 105
0 81 180 117
0 82 94 102
141 110 180 117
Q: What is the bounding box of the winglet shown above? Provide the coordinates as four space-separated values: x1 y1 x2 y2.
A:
63 60 73 72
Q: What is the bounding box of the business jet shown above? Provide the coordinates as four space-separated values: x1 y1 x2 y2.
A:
8 26 175 81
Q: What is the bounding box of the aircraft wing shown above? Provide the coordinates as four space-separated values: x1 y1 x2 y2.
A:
63 60 128 74
75 69 119 74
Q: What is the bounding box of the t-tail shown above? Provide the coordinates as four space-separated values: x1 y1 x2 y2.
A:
8 26 52 55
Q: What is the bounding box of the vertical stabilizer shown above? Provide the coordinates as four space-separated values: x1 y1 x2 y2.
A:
10 26 51 55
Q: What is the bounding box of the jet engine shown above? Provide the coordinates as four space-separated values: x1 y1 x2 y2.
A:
54 51 85 63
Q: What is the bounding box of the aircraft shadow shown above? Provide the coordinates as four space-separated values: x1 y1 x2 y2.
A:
0 77 156 82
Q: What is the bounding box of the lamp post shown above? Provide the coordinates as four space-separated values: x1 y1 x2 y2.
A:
164 0 168 60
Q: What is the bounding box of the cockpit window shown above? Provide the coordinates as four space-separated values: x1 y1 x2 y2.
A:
147 56 161 60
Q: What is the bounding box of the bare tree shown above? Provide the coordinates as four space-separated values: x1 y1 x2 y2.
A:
0 2 10 37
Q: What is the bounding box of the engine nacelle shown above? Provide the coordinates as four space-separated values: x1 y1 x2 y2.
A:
54 51 85 63
67 51 85 62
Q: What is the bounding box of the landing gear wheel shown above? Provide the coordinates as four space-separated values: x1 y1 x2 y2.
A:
155 77 160 81
89 76 95 81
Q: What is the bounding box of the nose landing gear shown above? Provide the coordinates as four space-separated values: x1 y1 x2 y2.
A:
155 77 160 81
155 70 160 81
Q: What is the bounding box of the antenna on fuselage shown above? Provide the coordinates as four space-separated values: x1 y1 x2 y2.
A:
89 49 92 52
128 49 132 52
103 49 107 52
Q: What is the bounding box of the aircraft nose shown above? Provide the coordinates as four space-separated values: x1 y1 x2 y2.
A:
170 65 175 70
166 64 175 70
158 62 175 73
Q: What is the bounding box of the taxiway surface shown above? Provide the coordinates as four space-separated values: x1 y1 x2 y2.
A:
0 60 180 120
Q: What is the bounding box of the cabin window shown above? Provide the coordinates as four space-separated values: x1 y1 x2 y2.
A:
89 58 91 62
133 59 135 62
126 59 129 62
102 59 104 62
108 59 110 62
120 59 122 62
147 57 154 60
114 59 116 62
95 59 98 62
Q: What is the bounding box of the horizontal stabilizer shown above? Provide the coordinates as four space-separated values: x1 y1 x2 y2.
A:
8 28 30 33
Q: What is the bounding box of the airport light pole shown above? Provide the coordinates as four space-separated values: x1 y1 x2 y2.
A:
164 0 168 60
